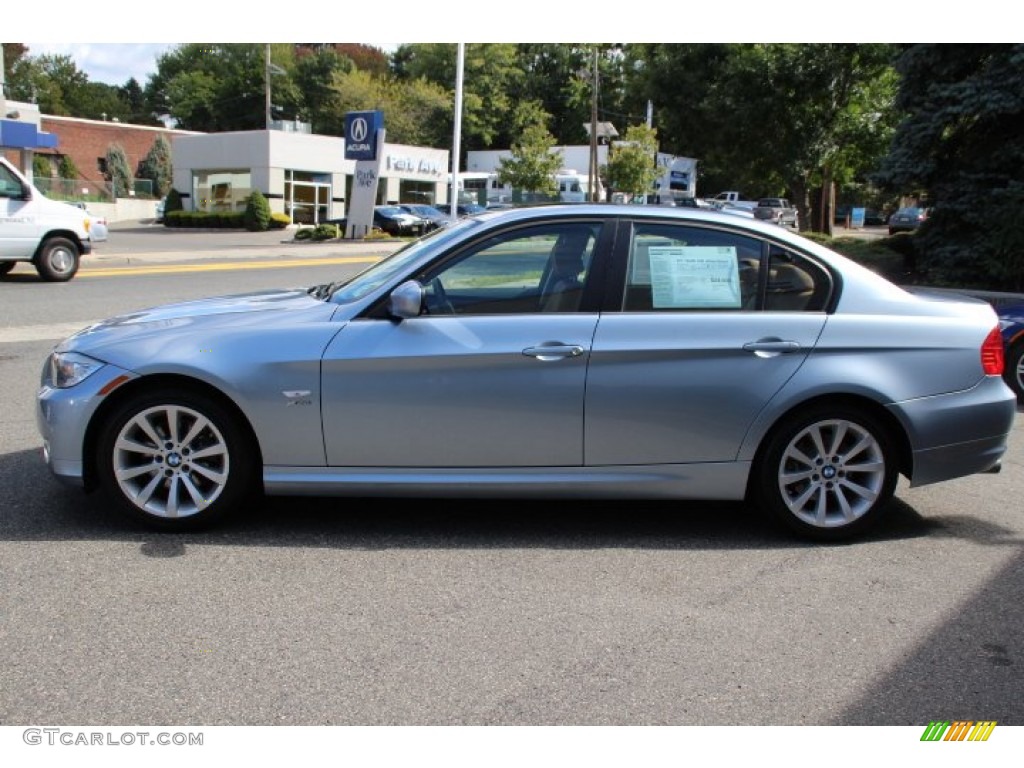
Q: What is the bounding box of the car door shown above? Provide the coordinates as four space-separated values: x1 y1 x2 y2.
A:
320 219 609 468
0 162 38 260
585 220 832 466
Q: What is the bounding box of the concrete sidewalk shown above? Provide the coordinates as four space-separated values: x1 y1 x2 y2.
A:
84 221 403 269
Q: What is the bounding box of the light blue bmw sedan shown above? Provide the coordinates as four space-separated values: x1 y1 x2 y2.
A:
36 205 1017 540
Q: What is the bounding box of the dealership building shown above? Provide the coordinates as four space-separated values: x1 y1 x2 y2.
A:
1 99 452 224
171 128 450 224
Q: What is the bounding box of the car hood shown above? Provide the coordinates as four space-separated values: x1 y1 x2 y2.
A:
57 288 338 358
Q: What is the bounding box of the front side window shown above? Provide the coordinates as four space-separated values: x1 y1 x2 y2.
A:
419 221 602 315
623 223 762 311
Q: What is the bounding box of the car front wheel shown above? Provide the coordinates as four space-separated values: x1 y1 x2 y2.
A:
34 237 80 281
756 405 898 541
1004 342 1024 400
96 388 256 530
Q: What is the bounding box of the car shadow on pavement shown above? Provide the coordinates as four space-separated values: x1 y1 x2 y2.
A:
836 546 1024 725
0 447 975 552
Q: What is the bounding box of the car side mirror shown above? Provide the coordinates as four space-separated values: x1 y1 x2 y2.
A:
388 280 424 320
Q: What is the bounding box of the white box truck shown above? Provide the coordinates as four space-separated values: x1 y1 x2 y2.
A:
0 156 100 281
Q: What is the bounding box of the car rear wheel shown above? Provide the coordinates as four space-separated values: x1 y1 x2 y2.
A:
1004 342 1024 400
0 261 15 276
96 388 256 530
34 237 80 282
756 405 898 541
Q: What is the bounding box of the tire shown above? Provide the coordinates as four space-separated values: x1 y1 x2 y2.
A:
0 261 15 277
1004 342 1024 401
95 388 256 531
755 404 898 541
34 237 80 282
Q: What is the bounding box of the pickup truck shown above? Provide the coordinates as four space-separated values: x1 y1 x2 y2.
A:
753 197 799 229
709 191 757 212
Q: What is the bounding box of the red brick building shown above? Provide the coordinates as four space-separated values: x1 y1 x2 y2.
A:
34 115 199 193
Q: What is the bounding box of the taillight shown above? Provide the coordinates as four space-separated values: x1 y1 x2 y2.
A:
981 327 1004 375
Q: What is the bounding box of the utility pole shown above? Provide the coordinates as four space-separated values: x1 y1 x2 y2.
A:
589 46 599 203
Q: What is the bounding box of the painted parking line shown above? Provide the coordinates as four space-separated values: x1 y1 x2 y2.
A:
79 255 380 278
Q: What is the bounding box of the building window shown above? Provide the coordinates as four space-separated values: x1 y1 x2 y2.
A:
192 170 252 213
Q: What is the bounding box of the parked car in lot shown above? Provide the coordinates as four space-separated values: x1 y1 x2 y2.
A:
373 205 428 236
998 301 1024 400
434 202 487 218
36 205 1016 541
753 198 799 229
398 203 449 231
888 206 929 235
70 202 109 243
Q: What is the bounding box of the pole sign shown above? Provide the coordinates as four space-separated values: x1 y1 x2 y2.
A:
345 111 383 161
344 111 385 239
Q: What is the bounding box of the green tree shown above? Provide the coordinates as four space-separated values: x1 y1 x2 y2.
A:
137 135 173 197
875 44 1024 290
33 153 52 179
147 44 300 132
512 44 630 147
58 155 79 179
393 43 525 152
626 44 899 230
243 189 271 232
105 143 133 199
605 124 661 200
118 77 158 125
292 46 353 133
496 102 562 197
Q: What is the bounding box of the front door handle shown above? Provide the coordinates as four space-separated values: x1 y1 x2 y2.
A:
743 339 802 357
523 344 585 361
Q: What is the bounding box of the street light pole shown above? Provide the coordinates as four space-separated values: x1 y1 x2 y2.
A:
265 44 272 130
589 46 599 203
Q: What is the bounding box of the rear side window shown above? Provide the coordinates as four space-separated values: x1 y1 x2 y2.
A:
764 246 831 312
622 223 763 311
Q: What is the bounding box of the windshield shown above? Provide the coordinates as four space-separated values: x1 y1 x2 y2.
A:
322 218 482 304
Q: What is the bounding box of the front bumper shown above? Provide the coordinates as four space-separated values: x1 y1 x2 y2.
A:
36 362 137 486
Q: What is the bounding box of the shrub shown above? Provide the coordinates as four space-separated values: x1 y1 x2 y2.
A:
137 135 173 198
165 188 184 217
243 190 271 232
293 228 313 241
164 210 245 228
58 155 79 180
105 143 133 199
270 212 291 229
33 154 52 178
312 224 339 241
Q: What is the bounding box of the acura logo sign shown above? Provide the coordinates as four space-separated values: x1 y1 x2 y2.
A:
345 110 382 161
350 117 368 142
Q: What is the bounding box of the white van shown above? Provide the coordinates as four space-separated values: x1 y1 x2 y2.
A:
0 156 100 281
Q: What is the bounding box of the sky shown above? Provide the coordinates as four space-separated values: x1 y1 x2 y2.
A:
21 43 399 88
17 1 997 88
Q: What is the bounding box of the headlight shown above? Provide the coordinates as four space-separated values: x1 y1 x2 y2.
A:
47 351 105 388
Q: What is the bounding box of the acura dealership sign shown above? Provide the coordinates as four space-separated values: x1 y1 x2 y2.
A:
344 111 385 239
345 111 383 161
